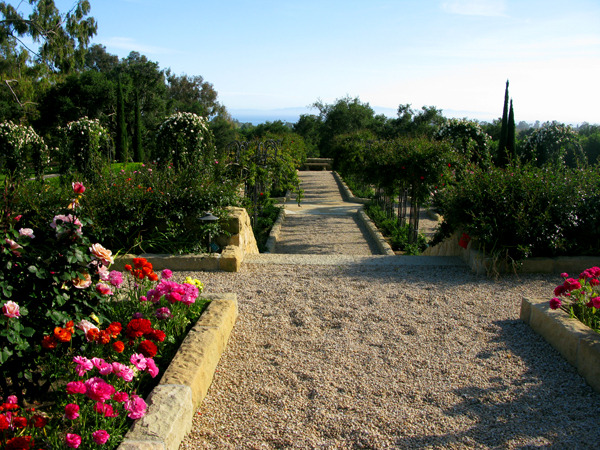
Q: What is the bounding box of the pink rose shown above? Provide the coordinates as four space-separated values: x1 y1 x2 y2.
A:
65 433 82 448
72 270 92 289
73 356 93 376
130 353 147 371
5 238 22 256
2 301 20 318
89 243 114 266
18 228 34 239
64 403 80 420
146 357 159 378
95 282 113 296
92 430 110 445
113 391 129 403
72 181 86 194
161 269 173 279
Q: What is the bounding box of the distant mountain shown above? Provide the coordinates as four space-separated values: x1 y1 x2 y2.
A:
230 106 499 125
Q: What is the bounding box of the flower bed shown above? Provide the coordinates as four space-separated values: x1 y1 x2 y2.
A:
0 182 214 448
521 267 600 393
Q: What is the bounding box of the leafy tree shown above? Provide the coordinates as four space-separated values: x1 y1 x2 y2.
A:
166 72 226 119
84 43 118 73
293 114 321 157
0 0 97 121
115 75 127 162
133 89 143 162
436 118 492 168
388 104 446 138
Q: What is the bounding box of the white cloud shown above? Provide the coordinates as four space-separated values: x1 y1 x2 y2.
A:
103 37 177 56
441 0 507 17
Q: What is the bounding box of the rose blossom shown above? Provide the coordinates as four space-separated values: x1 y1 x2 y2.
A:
18 228 34 239
64 403 80 420
146 358 159 378
2 301 20 318
4 238 21 256
113 391 129 403
108 270 124 288
96 282 113 296
161 269 173 279
92 430 110 445
65 433 82 448
72 181 86 194
89 243 114 266
72 270 92 289
130 353 147 371
51 214 82 236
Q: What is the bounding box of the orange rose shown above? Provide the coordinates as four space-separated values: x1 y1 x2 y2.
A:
112 341 125 353
53 326 72 342
72 271 91 289
41 335 57 350
89 243 114 266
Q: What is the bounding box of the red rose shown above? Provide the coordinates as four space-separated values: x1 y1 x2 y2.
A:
112 341 125 353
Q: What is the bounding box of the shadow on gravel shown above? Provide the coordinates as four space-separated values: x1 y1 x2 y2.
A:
394 319 600 448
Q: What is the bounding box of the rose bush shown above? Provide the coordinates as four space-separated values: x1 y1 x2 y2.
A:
550 267 600 332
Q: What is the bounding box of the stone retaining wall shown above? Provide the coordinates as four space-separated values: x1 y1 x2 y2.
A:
521 297 600 394
113 207 258 272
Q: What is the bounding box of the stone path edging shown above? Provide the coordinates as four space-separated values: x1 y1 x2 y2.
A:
264 206 286 253
118 293 238 450
332 171 370 204
356 209 395 255
521 297 600 393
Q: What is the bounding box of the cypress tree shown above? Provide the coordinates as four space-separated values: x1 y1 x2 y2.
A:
133 89 143 162
498 79 509 166
116 75 128 163
507 99 516 162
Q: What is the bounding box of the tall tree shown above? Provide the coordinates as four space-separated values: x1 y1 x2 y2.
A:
497 80 510 166
506 99 516 161
115 75 127 162
133 89 143 162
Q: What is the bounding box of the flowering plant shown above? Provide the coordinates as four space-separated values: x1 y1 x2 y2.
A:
550 266 600 332
0 121 49 181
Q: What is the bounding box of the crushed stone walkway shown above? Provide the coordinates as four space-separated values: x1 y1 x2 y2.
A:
177 171 600 449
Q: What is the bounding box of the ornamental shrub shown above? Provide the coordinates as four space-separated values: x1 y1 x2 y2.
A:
433 164 600 261
520 121 585 168
59 117 110 181
0 121 48 180
155 112 216 172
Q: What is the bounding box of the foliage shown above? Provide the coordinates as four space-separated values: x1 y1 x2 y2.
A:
364 202 427 254
0 120 48 180
433 164 600 261
520 121 585 168
15 163 240 255
155 112 215 171
435 118 492 168
59 117 110 181
550 268 600 333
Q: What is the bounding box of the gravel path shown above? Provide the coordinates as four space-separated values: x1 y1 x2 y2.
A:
178 172 600 449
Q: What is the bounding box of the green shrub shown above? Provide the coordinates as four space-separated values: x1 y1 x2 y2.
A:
365 202 427 254
433 164 600 260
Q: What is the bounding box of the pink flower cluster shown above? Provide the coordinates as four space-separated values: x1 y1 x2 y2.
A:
2 301 20 318
145 280 199 305
72 354 159 380
550 267 600 310
50 214 83 237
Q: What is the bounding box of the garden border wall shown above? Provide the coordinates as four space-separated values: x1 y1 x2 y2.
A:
118 292 238 450
520 297 600 394
113 207 258 273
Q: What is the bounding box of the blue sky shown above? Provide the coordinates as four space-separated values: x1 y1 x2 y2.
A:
72 1 600 123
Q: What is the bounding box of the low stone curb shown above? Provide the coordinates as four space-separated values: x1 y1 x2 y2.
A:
264 206 286 253
521 297 600 393
332 171 370 204
118 293 238 450
356 209 395 256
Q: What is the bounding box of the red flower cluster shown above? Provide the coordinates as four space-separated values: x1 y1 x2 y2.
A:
42 321 123 351
124 258 158 281
125 318 166 358
0 400 48 449
41 320 75 349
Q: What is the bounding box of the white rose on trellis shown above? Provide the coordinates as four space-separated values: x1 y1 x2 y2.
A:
0 121 49 180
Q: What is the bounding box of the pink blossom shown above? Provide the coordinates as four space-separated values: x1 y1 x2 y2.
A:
590 297 600 309
560 272 569 278
155 307 172 320
73 356 93 376
51 214 82 236
130 353 147 371
5 238 22 256
98 265 109 281
72 181 86 194
64 403 80 420
96 282 113 296
65 433 82 448
113 391 129 403
66 381 87 395
84 377 115 402
89 243 114 266
146 357 159 378
161 269 173 279
94 402 118 417
125 394 147 419
91 357 113 375
6 395 17 404
92 430 110 445
2 301 20 318
549 297 562 310
112 362 135 382
18 228 34 239
108 271 124 288
77 320 99 340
